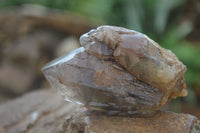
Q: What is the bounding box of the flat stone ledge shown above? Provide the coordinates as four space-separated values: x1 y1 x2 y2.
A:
0 90 80 133
63 109 200 133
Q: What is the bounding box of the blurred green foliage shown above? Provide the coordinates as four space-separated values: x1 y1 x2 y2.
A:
0 0 200 104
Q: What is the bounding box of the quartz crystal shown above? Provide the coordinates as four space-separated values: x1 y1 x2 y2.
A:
80 26 187 104
42 25 187 115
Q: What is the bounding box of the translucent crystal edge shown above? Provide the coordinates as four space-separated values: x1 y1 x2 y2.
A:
41 47 84 71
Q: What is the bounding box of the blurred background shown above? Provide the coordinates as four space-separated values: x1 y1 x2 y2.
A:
0 0 199 117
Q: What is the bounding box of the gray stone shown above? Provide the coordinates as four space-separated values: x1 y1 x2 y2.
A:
0 90 80 133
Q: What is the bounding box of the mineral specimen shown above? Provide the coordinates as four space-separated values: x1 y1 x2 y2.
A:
42 25 187 115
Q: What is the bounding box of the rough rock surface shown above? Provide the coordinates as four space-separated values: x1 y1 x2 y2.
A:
64 109 199 133
0 90 80 133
